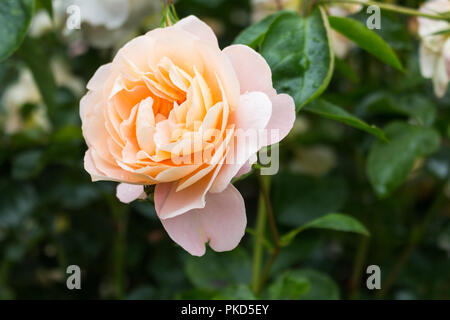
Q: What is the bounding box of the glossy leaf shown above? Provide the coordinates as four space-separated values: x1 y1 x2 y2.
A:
356 93 437 127
281 213 370 246
0 0 34 61
260 7 334 110
367 122 440 197
305 99 388 141
268 269 339 300
328 16 404 71
233 10 295 49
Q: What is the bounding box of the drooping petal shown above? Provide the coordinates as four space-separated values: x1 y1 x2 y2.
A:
116 183 146 203
159 184 246 256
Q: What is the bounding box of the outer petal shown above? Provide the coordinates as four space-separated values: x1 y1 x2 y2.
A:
264 93 295 146
174 15 219 47
154 158 225 219
86 63 112 91
223 44 295 145
223 44 275 95
210 91 272 193
159 184 246 256
116 183 146 204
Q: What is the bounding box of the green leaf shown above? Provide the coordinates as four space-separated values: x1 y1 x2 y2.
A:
0 182 37 228
176 288 217 300
260 7 334 111
18 37 56 110
12 149 46 180
126 286 156 300
281 213 370 246
328 16 404 71
356 93 437 127
0 0 34 61
268 273 310 299
367 122 441 197
305 99 387 141
233 10 295 49
334 57 359 83
273 173 348 227
351 11 412 51
268 269 339 300
213 284 256 300
185 248 252 290
293 270 340 300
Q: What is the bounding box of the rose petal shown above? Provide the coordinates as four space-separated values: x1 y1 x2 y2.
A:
223 44 295 145
223 44 275 96
264 93 295 145
159 184 246 256
210 91 272 193
154 159 224 219
86 63 112 91
116 183 146 203
175 15 219 47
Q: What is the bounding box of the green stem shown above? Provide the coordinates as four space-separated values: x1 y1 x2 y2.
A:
317 0 450 21
252 176 268 294
254 173 281 295
108 197 128 300
348 236 369 299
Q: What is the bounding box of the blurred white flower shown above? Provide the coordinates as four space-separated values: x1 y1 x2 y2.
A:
70 0 129 30
1 58 84 134
30 0 160 49
418 0 450 97
2 69 50 134
250 0 366 58
29 10 53 38
51 57 85 96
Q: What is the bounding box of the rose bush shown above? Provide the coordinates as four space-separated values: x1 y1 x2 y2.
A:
80 16 295 256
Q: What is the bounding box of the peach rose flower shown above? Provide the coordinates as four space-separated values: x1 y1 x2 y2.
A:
80 16 295 256
418 0 450 98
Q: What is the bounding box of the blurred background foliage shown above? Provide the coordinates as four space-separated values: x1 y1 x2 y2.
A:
0 0 449 300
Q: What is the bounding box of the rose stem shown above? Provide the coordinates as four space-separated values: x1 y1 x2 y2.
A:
254 173 281 295
107 196 129 299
